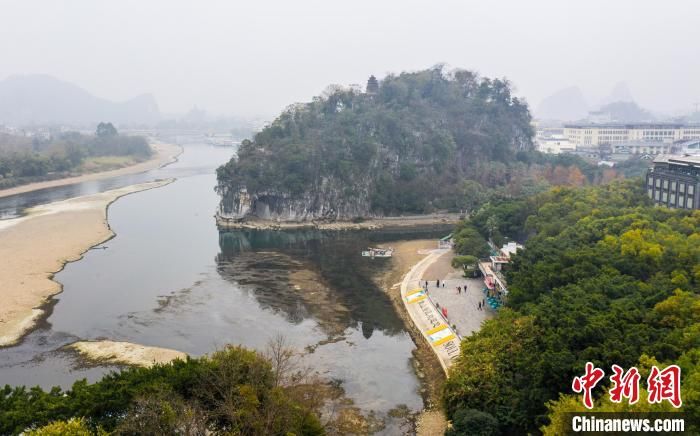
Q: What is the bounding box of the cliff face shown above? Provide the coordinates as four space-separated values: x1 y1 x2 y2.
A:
217 177 375 222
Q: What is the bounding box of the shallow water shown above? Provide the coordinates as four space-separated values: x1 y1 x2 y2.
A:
0 143 450 431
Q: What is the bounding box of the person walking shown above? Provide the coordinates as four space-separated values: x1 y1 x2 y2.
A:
437 279 440 288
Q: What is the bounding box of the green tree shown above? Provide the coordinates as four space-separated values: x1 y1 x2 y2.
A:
26 418 103 436
461 180 487 214
453 222 489 258
96 122 118 138
446 408 500 436
451 255 478 274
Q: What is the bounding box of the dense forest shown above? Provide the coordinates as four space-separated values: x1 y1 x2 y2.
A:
446 180 700 434
0 345 328 435
0 123 151 189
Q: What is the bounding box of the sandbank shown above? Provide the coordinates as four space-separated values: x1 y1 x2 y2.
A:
0 179 174 346
69 340 186 367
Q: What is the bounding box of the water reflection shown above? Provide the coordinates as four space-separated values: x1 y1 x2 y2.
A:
217 228 449 340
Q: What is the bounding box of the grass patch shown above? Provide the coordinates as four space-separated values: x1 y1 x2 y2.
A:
79 155 144 173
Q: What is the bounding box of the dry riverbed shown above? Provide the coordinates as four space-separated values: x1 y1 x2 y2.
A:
0 179 174 347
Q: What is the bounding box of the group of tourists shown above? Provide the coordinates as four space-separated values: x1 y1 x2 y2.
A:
456 285 468 294
422 280 475 298
421 279 489 314
422 279 448 290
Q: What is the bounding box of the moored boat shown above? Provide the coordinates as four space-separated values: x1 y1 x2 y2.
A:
361 247 394 258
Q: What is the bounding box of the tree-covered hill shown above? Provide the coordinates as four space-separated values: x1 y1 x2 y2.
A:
216 66 535 221
445 181 700 434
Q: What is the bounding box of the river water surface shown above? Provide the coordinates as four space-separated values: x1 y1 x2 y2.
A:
0 142 448 432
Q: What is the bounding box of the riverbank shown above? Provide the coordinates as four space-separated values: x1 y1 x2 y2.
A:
400 248 460 372
69 340 187 367
0 140 182 199
373 240 448 435
0 179 174 347
216 213 460 231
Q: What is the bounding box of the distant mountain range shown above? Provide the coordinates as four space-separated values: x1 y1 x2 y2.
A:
598 82 635 106
595 101 655 123
535 86 589 121
0 74 161 126
535 82 656 122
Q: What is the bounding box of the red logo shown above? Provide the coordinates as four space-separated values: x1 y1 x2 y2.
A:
573 363 683 409
648 365 682 408
572 362 605 409
609 364 641 404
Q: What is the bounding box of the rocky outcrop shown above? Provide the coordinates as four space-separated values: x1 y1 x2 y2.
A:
217 178 375 222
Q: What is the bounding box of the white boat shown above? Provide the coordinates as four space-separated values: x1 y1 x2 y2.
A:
362 247 394 258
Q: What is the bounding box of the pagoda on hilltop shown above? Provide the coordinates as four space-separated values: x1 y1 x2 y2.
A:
366 75 379 95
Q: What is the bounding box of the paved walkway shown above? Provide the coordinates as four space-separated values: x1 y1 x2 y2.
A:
423 272 492 338
400 249 461 373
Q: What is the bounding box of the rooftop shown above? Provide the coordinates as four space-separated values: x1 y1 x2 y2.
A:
564 123 700 129
652 154 700 167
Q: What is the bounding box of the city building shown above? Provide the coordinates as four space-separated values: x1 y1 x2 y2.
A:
564 123 700 147
646 155 700 210
674 139 700 156
536 135 575 154
610 140 672 155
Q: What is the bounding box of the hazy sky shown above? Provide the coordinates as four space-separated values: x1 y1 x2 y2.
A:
2 0 699 118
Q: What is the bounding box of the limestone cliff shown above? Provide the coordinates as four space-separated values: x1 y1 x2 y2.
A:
217 177 376 222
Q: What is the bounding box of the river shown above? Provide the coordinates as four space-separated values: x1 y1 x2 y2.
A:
0 141 449 432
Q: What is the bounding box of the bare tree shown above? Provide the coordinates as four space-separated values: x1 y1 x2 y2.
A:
265 333 298 388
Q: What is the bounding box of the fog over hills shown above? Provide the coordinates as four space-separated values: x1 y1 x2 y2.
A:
0 75 160 126
598 82 635 106
596 101 656 122
536 82 662 122
535 86 589 121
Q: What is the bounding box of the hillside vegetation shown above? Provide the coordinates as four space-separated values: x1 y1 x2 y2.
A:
217 66 538 218
445 180 700 434
217 67 640 221
0 345 325 435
